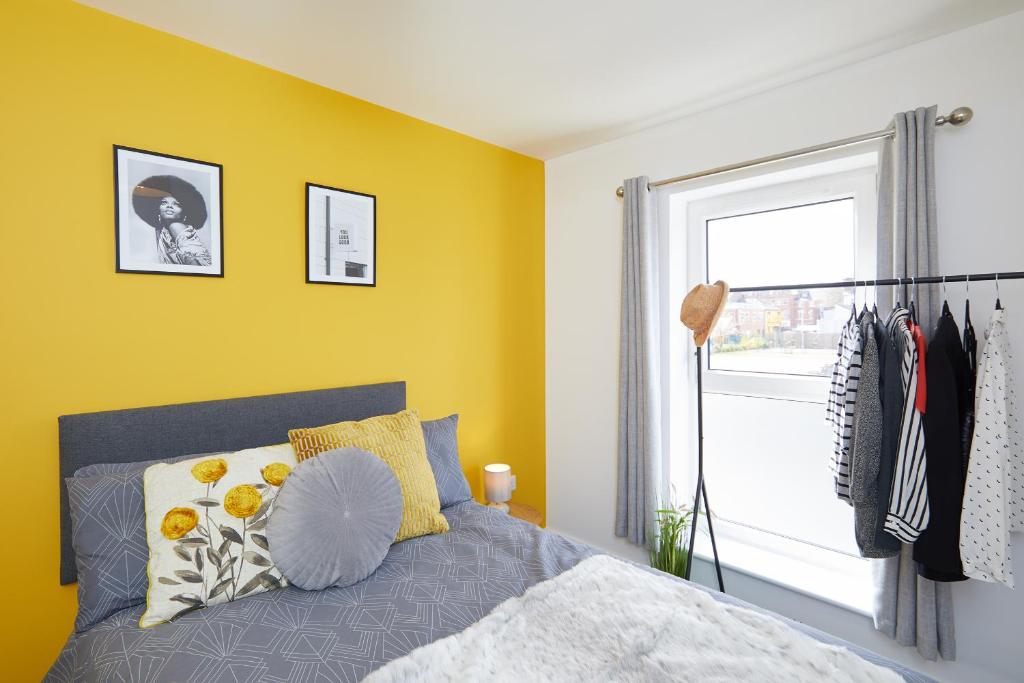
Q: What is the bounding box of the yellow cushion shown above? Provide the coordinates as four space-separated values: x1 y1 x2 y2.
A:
288 410 448 542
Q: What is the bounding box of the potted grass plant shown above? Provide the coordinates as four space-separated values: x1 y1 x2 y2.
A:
650 501 693 579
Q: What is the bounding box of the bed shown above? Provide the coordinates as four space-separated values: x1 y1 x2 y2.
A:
47 383 930 682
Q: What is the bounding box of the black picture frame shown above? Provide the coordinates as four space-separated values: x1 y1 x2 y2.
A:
305 182 377 287
113 144 224 277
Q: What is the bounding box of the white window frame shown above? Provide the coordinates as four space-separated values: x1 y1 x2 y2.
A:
658 148 879 613
691 166 877 400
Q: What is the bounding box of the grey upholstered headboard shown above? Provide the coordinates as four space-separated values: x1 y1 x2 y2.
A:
58 382 406 585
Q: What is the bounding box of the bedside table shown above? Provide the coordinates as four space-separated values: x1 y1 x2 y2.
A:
507 502 543 527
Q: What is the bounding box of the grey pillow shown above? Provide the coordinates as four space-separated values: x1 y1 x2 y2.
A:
63 413 463 629
66 452 222 632
422 415 472 507
268 448 402 590
75 452 203 477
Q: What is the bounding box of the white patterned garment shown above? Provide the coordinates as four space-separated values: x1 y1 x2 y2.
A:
960 308 1023 588
826 312 861 501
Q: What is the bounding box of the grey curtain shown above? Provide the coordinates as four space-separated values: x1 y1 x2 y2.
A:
873 105 954 662
875 105 941 331
616 176 662 547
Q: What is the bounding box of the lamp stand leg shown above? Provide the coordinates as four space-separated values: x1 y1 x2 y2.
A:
702 479 725 592
684 472 702 581
682 346 725 592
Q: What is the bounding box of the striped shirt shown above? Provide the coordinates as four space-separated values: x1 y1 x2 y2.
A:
826 312 861 501
883 307 930 541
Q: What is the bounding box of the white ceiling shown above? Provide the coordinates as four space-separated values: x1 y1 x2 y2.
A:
78 0 1024 159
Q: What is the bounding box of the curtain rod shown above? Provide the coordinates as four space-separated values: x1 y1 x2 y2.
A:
614 106 973 198
729 270 1022 294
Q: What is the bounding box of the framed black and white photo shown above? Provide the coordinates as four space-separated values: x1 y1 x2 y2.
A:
114 145 223 277
306 182 376 286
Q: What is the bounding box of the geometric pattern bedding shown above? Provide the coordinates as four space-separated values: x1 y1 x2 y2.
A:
65 469 155 633
47 502 929 683
46 502 593 683
66 453 219 632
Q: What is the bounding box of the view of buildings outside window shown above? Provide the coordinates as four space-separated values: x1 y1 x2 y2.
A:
706 198 858 376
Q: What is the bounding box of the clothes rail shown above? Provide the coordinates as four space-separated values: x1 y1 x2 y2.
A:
729 270 1024 293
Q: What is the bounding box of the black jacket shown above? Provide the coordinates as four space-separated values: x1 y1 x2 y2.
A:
871 310 905 556
914 307 970 581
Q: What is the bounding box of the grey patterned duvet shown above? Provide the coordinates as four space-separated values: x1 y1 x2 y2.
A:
47 502 928 682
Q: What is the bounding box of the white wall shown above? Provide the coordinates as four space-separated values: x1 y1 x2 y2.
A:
546 11 1024 683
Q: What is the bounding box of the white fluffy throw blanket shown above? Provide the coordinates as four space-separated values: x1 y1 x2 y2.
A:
366 555 901 683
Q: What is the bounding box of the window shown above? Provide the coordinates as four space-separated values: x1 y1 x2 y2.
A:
662 151 878 613
706 198 857 377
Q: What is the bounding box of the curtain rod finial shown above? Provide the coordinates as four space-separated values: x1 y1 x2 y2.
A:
945 106 973 126
616 186 624 198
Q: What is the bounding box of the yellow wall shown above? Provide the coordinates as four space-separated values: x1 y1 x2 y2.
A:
0 1 544 677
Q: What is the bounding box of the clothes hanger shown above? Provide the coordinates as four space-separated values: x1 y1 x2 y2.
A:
908 276 918 325
872 276 880 319
859 280 869 316
995 272 1003 310
964 273 972 325
941 275 950 316
895 276 902 310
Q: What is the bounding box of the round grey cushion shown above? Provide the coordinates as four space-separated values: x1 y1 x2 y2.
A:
268 448 402 590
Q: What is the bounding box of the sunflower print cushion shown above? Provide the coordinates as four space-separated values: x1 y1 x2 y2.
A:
139 444 297 628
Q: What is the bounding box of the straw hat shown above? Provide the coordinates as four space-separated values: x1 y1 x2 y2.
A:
680 280 730 347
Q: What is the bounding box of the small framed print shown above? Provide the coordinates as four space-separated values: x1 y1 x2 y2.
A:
114 145 223 277
305 182 376 286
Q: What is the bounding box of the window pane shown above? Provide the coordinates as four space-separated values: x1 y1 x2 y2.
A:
702 393 860 557
706 199 856 376
709 287 855 376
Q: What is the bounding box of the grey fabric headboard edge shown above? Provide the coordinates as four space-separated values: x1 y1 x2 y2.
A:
58 381 406 585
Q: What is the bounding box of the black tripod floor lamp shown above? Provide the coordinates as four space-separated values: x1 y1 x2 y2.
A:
679 280 728 593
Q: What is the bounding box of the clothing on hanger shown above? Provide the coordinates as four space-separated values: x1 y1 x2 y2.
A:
869 307 912 555
961 299 978 465
849 310 898 558
824 311 851 432
960 307 1023 588
821 276 1021 581
883 306 931 543
914 307 970 581
909 319 929 414
904 278 927 413
826 309 861 503
838 309 867 506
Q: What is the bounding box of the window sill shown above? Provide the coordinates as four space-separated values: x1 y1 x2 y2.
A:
691 525 873 616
